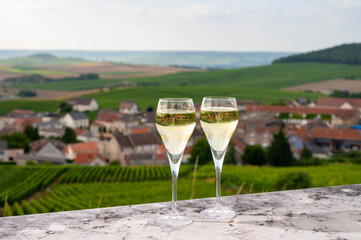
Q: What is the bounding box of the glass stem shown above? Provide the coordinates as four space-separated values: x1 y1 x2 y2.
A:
171 170 178 215
215 166 222 209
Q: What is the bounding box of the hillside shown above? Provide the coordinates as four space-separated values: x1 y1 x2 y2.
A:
0 50 294 69
0 54 86 66
124 62 361 89
273 43 361 65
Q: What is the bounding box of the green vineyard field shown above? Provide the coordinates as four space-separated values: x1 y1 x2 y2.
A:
1 164 360 217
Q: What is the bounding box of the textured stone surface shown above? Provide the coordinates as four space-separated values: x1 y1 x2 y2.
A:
1 184 360 240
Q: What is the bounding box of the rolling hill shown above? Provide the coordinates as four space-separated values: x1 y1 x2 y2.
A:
273 43 361 65
0 53 86 66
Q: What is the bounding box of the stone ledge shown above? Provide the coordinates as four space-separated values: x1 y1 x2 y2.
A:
0 184 360 240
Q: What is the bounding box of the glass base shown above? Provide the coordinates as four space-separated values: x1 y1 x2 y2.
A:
201 207 236 220
156 214 193 227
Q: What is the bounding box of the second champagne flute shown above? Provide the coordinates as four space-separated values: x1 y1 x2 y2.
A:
155 98 196 227
200 96 238 220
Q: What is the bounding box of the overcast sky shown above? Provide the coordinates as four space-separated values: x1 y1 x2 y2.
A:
1 0 360 52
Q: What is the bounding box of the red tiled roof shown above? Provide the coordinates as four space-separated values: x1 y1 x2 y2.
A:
74 128 86 136
11 109 34 115
69 142 99 153
75 152 105 164
131 128 151 135
312 127 361 141
317 97 361 108
14 117 42 125
246 105 357 120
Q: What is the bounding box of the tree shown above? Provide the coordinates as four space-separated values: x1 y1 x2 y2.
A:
301 146 312 159
1 133 30 152
189 138 212 165
24 126 40 141
242 145 266 166
224 140 236 164
61 127 77 143
267 128 294 166
59 102 73 114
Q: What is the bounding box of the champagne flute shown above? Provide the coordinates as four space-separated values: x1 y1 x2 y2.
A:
200 96 238 220
155 98 196 227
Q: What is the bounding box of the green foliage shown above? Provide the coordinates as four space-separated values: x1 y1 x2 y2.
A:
224 141 236 164
301 147 312 159
242 145 267 166
275 171 312 190
26 161 37 166
61 128 77 143
278 113 289 119
59 103 73 114
295 158 321 166
189 138 212 165
79 73 99 80
321 114 332 121
109 161 120 166
0 133 30 151
24 125 40 141
273 43 361 65
331 90 361 99
18 89 37 97
306 113 317 119
267 128 295 166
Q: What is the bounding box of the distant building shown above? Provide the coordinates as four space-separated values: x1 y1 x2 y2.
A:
119 100 139 114
8 109 34 118
105 132 160 165
0 141 8 162
17 139 67 165
317 97 361 119
61 112 89 129
66 98 98 112
34 120 65 138
65 142 99 160
75 152 106 166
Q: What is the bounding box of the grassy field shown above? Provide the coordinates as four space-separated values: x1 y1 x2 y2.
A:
10 79 128 91
1 164 360 217
84 86 323 110
0 100 61 116
125 62 361 88
0 66 72 76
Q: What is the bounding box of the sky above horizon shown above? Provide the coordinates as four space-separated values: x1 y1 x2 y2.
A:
1 0 361 52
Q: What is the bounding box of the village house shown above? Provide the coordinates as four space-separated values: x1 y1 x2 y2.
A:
34 120 65 138
119 100 139 115
93 109 121 134
16 139 67 165
105 132 160 165
14 117 42 132
317 97 361 119
66 98 99 112
65 142 100 160
75 152 107 166
74 128 93 142
0 141 8 162
7 149 24 161
7 109 34 118
246 105 358 128
61 112 89 129
155 144 192 164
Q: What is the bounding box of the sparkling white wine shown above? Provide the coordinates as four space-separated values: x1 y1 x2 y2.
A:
200 107 238 152
156 110 196 158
